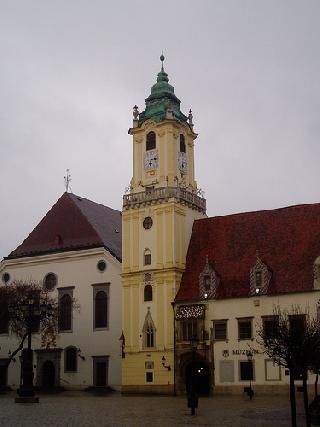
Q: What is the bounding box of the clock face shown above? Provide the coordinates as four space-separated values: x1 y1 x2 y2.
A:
178 152 188 173
144 149 159 170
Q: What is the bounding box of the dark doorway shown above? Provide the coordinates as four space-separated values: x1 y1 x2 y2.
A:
42 360 55 387
93 358 108 387
186 360 210 395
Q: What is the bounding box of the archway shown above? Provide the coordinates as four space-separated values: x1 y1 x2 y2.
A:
42 360 55 388
185 360 210 395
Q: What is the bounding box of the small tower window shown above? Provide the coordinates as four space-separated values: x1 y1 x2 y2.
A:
144 285 153 302
144 249 151 266
180 134 186 153
146 132 156 151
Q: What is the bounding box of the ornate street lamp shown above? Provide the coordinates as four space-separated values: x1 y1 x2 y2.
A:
247 350 254 400
8 297 54 403
188 336 199 416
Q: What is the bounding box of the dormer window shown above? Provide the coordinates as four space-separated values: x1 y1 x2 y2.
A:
204 275 211 291
199 256 220 300
180 134 186 153
146 132 156 151
255 271 262 288
249 253 272 296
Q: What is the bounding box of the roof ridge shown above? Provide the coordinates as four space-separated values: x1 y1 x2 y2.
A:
201 201 320 222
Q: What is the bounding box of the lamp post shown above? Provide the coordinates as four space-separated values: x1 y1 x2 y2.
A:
188 336 199 416
247 350 254 400
8 297 53 403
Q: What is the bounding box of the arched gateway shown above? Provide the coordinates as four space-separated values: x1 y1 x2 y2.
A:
177 352 211 395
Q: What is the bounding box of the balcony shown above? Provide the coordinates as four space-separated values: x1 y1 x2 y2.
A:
123 187 206 213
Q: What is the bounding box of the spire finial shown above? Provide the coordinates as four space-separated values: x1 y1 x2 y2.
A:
160 53 165 71
64 169 72 193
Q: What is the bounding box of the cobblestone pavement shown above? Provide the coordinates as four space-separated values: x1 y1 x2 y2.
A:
0 391 307 427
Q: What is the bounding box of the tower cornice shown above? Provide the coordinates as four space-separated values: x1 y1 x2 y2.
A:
128 119 197 140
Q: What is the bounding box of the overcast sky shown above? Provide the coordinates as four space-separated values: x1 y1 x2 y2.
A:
1 0 319 260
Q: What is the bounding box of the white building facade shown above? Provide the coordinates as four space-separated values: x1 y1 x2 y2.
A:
0 192 122 391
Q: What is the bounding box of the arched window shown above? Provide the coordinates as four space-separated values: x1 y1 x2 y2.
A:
59 294 72 331
144 285 153 302
180 134 186 153
44 273 57 291
142 310 156 348
144 249 151 266
146 132 156 151
65 346 77 372
95 290 108 328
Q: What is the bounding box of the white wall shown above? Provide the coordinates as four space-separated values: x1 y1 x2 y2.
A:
206 291 320 390
0 247 122 390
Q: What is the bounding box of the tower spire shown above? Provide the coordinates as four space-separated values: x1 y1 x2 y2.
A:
160 53 165 72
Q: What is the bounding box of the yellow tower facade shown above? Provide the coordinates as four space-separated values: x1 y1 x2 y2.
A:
122 56 206 394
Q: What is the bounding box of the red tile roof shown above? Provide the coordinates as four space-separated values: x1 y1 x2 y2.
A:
176 203 320 302
7 193 122 261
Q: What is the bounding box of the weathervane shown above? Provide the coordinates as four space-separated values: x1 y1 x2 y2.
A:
64 169 72 193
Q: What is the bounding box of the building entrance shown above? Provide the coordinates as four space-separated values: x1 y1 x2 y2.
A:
185 360 210 395
42 360 55 387
93 356 109 387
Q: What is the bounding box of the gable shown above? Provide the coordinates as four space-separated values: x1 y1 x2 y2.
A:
7 193 122 261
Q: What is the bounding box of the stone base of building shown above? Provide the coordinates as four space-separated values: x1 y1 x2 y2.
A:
122 384 175 395
213 384 314 395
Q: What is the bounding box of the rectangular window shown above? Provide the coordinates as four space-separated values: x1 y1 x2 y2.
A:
239 360 255 381
213 320 227 341
262 316 278 339
146 371 153 383
181 319 198 341
144 254 151 265
289 314 306 336
238 318 253 340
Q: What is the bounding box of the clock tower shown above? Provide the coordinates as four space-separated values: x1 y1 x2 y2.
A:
122 56 206 394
